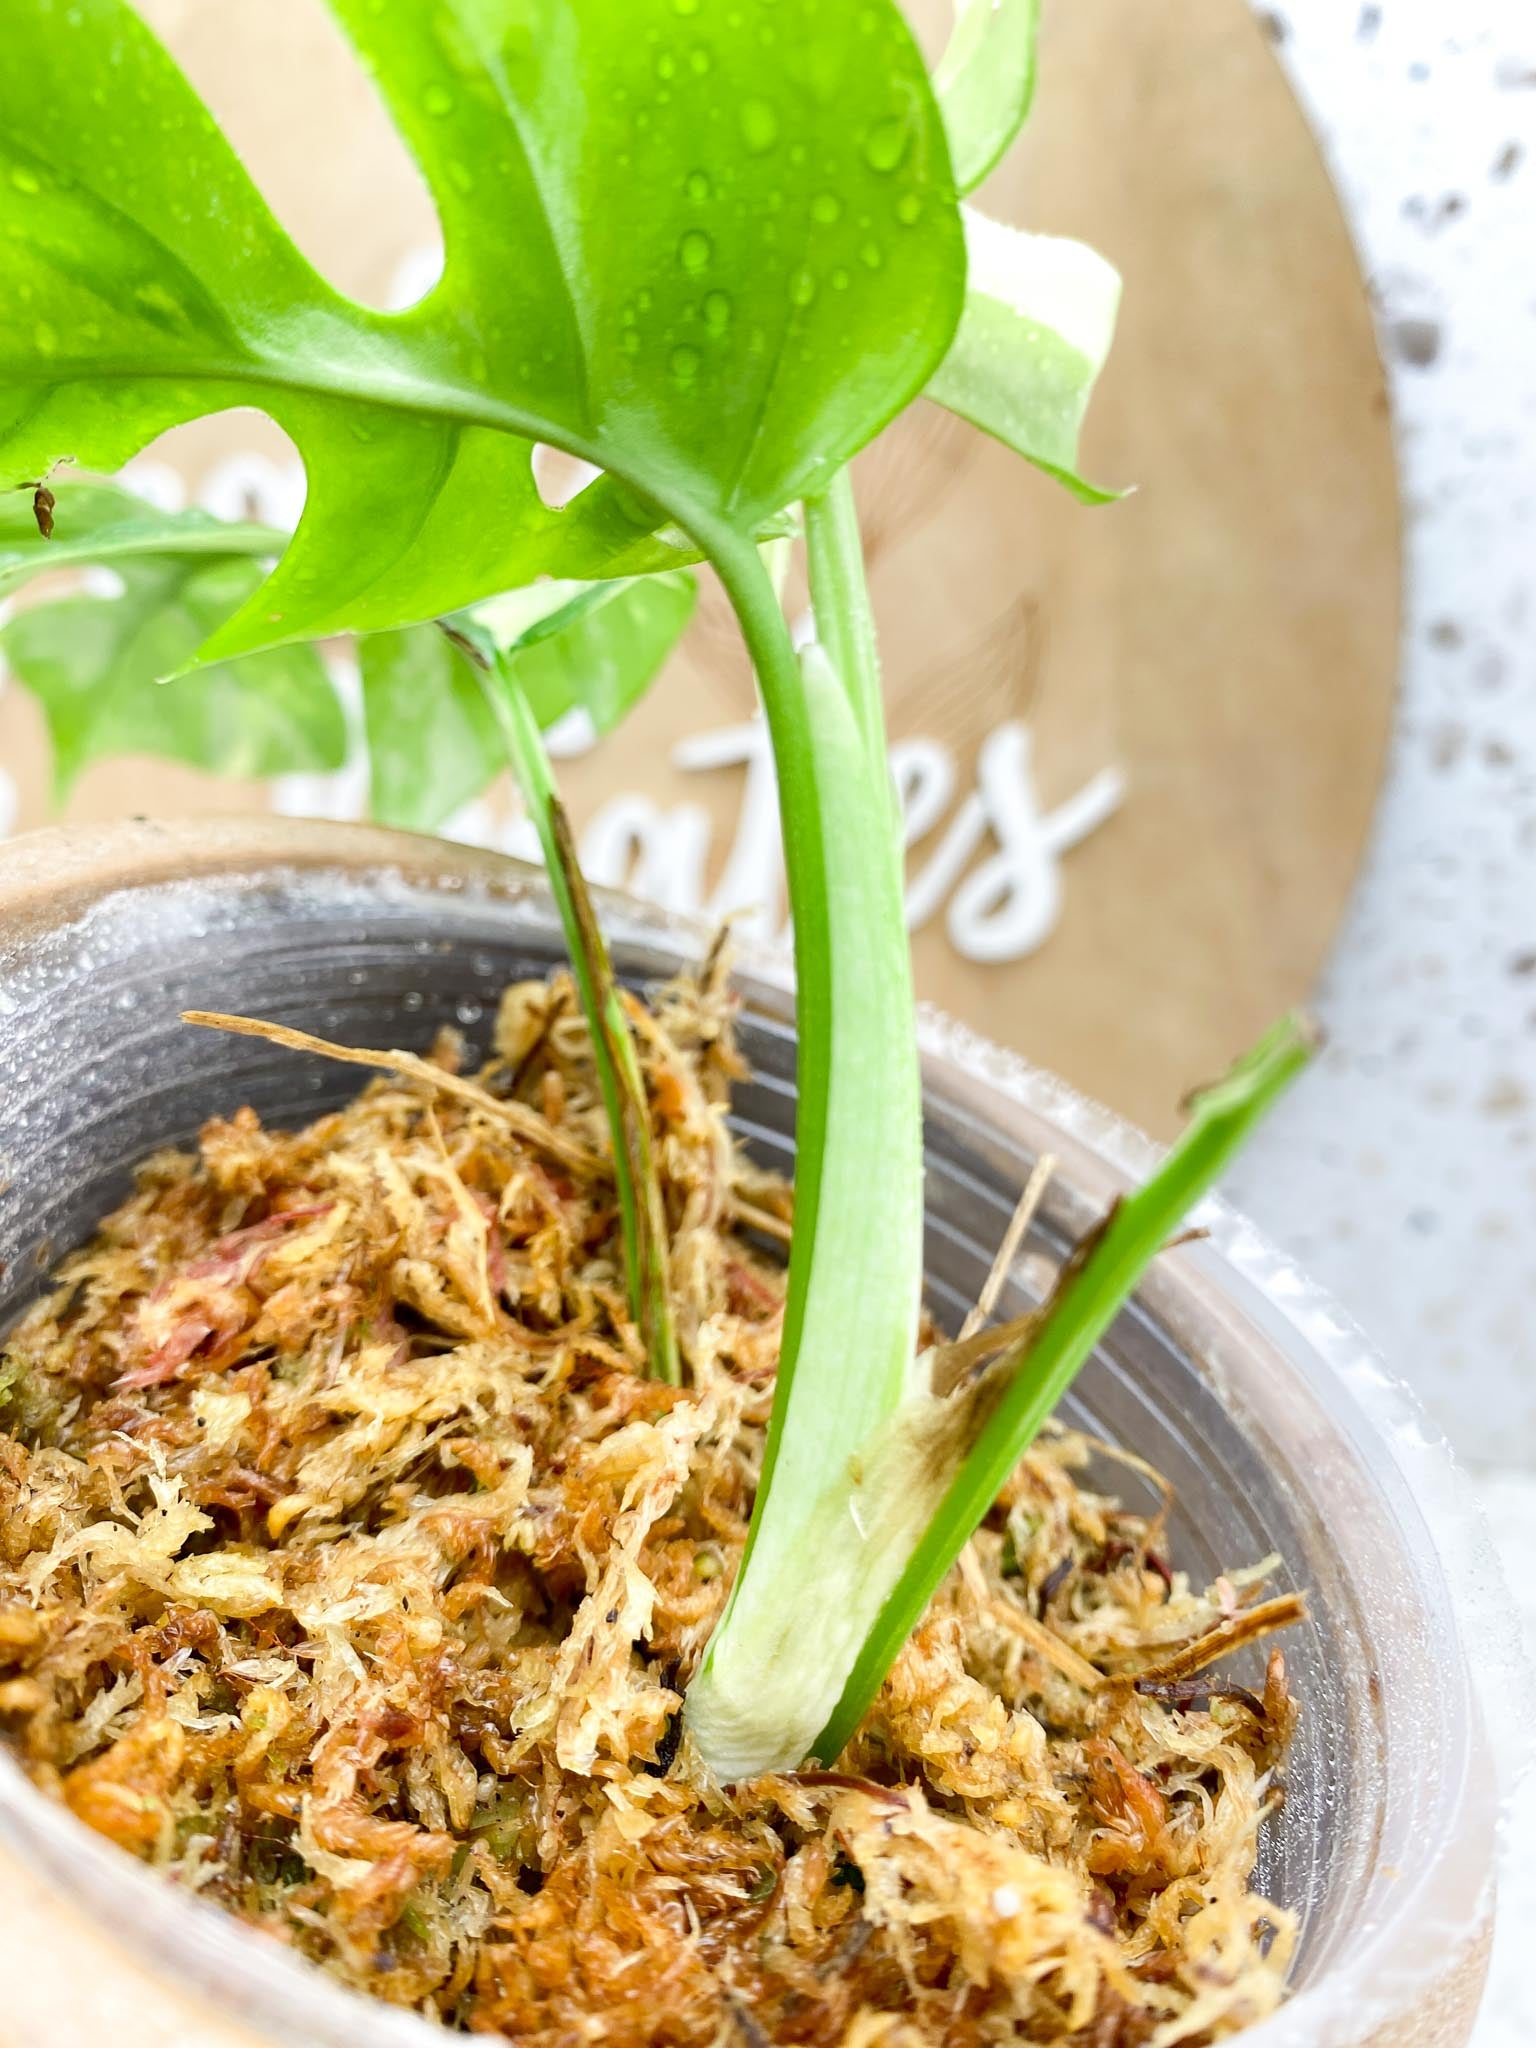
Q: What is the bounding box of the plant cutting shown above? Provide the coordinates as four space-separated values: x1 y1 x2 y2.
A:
0 1 1329 2039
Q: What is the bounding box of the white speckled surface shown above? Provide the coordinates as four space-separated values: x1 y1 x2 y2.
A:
1222 8 1536 2039
1225 0 1536 1467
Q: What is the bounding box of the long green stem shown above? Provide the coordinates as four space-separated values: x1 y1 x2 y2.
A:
448 626 679 1385
686 481 926 1778
802 469 883 750
687 485 1314 1781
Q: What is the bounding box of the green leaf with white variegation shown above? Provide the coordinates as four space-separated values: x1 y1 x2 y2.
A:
0 556 343 797
927 207 1123 503
358 625 500 836
1 0 964 664
473 572 696 735
934 0 1040 195
361 572 696 835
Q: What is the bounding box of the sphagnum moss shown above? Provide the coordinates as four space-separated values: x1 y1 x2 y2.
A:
0 968 1297 2045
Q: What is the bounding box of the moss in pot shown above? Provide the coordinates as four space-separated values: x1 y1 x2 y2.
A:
0 4 1498 2045
0 827 1500 2048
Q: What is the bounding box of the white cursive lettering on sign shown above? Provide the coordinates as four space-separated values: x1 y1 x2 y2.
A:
579 716 1124 965
903 722 1125 962
95 444 1123 968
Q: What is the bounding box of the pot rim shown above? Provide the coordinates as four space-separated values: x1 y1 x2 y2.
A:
0 815 1516 2048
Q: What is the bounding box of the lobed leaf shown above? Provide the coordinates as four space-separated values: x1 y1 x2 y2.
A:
1 0 965 662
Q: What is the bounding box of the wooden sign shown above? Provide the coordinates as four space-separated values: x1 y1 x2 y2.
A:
0 0 1399 1136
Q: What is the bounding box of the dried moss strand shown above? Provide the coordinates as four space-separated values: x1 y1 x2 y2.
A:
959 1152 1057 1343
181 1009 604 1177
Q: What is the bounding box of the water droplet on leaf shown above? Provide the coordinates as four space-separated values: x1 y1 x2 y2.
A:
672 0 701 13
686 169 712 202
670 344 702 386
678 229 713 275
703 290 732 334
790 268 817 308
862 117 909 173
739 99 779 154
859 241 883 270
424 84 455 116
9 168 40 195
810 192 841 225
896 192 922 225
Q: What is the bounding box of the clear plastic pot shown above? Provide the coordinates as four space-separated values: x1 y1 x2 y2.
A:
0 820 1510 2048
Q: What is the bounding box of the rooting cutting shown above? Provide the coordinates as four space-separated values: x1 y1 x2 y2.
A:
0 0 1317 2034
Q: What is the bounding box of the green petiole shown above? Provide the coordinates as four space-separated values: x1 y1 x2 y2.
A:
446 621 679 1388
687 479 926 1777
691 476 1314 1780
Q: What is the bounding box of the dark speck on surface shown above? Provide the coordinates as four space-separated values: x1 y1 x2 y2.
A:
1403 193 1469 234
1390 317 1444 368
1492 140 1525 180
1257 9 1287 44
